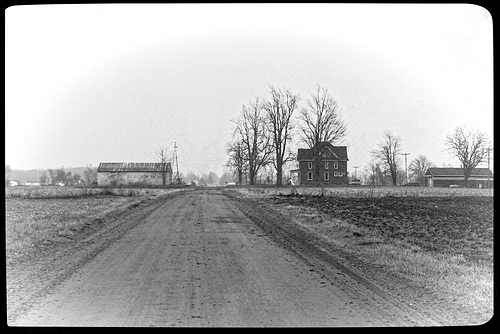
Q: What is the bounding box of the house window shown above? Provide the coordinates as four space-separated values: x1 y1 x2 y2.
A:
308 162 313 169
308 172 313 180
324 172 329 180
333 162 338 169
325 162 329 169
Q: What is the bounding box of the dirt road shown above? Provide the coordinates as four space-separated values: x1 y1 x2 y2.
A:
8 190 446 327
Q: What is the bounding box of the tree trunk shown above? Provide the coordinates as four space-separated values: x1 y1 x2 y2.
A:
249 168 255 185
463 168 470 188
276 168 283 186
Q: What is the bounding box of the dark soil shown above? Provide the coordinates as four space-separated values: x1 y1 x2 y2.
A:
271 195 493 265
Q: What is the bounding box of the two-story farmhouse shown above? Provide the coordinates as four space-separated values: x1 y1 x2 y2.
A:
296 142 348 185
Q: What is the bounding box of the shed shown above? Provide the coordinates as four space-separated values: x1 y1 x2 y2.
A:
8 180 21 187
424 167 493 188
26 180 42 186
97 162 172 186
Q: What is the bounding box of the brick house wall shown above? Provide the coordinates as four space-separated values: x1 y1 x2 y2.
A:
299 160 348 185
297 143 349 185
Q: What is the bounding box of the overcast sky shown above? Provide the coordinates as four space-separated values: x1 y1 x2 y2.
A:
5 4 493 177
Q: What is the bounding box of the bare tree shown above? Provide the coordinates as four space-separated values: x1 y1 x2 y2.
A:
364 160 380 186
263 86 299 186
445 125 489 187
55 167 67 185
372 131 402 186
39 169 49 185
298 85 347 148
233 98 273 185
47 168 57 186
298 84 347 184
83 165 97 186
155 145 171 186
226 139 248 185
409 155 435 185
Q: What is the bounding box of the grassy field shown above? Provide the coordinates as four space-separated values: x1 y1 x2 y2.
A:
5 186 171 199
5 187 180 255
240 184 493 198
235 186 494 323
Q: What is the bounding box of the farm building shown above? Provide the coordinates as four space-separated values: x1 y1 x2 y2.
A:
293 142 349 185
97 162 172 187
8 180 21 187
25 180 41 186
425 167 493 188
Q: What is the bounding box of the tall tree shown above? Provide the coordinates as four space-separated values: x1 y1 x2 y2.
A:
65 171 73 186
55 167 67 185
155 145 171 186
372 131 402 186
233 97 273 185
445 125 489 187
263 86 299 186
298 85 347 184
409 155 435 185
48 168 57 186
364 160 380 186
83 165 97 186
39 169 49 185
226 139 248 186
72 173 82 186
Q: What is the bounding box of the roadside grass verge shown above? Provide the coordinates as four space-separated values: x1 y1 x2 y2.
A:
4 186 175 199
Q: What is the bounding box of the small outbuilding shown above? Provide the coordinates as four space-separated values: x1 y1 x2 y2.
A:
424 167 493 188
97 162 172 187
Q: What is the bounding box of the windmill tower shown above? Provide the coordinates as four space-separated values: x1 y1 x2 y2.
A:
172 142 180 183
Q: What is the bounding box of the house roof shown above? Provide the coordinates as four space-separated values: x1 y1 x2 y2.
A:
297 142 348 161
425 167 493 177
97 162 172 173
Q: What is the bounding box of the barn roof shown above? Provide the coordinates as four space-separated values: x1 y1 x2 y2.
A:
297 142 348 161
97 162 172 173
425 167 493 176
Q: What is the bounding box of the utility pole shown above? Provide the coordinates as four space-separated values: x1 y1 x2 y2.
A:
172 142 180 183
402 153 410 185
